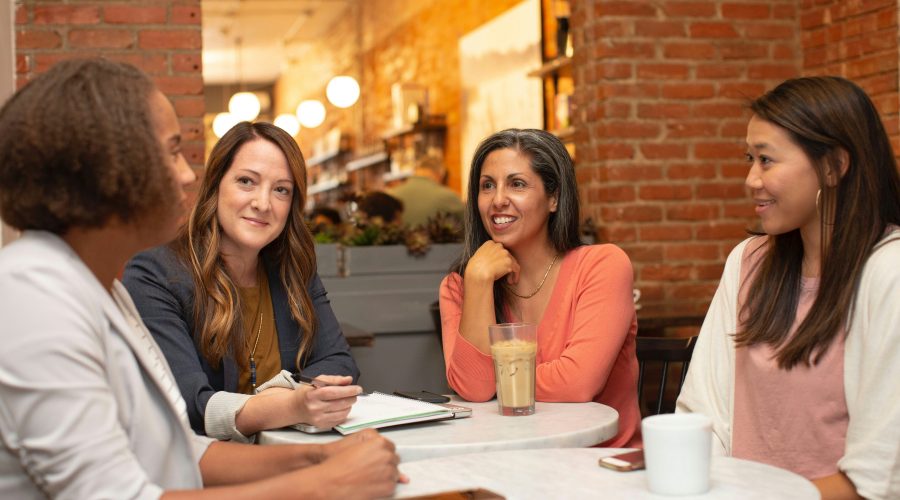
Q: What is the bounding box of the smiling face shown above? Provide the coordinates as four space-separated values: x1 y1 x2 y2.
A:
216 138 295 262
477 148 558 253
745 115 822 240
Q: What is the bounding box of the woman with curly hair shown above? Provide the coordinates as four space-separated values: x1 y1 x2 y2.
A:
123 122 360 442
0 58 400 499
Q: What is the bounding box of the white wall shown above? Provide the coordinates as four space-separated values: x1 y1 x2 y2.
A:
0 0 16 246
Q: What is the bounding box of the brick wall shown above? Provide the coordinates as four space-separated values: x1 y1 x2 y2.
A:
14 1 205 170
572 1 802 311
800 0 900 156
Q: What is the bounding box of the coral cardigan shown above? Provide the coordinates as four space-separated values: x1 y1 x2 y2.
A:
439 244 641 447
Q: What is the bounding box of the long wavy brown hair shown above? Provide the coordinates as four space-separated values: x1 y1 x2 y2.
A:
174 122 317 370
736 76 900 368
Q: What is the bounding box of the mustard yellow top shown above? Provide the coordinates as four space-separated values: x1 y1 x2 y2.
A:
236 268 282 394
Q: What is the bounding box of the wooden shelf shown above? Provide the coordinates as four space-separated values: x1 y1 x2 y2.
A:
346 151 389 172
306 149 347 167
528 56 573 77
307 179 341 195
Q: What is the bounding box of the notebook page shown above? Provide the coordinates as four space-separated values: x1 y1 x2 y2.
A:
335 391 452 433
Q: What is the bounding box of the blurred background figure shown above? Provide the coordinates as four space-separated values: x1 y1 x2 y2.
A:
388 155 464 227
358 191 404 224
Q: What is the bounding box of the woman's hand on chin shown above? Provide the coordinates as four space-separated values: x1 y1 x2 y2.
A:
465 240 520 286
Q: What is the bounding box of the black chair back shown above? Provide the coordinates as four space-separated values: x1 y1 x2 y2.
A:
635 335 698 416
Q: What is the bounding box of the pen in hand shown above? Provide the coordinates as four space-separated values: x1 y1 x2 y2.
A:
291 373 369 395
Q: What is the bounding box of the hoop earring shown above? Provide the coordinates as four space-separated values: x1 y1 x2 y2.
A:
816 189 821 215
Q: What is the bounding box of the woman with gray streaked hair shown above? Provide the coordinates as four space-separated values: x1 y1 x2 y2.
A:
438 128 642 447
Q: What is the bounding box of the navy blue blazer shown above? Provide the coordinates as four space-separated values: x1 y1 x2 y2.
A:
122 245 359 435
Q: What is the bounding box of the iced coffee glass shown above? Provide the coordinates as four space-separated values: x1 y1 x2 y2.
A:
488 323 537 416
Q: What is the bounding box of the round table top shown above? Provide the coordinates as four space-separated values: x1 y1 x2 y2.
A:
258 397 619 462
394 448 820 499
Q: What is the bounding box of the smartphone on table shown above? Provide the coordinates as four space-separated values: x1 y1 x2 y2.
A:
393 390 451 404
598 449 645 472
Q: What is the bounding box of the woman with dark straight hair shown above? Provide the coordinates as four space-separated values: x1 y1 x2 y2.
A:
439 129 641 447
124 122 360 442
678 76 900 500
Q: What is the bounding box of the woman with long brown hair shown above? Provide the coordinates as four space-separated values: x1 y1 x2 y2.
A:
677 76 900 500
124 122 360 442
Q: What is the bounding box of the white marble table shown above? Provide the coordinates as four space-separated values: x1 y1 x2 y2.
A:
394 448 820 499
258 398 618 462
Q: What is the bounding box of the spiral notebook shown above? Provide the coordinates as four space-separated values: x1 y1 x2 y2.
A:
332 391 455 435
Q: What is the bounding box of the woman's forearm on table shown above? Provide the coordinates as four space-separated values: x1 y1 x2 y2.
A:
812 472 863 500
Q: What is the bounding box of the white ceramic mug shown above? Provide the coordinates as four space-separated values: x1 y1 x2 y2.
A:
642 413 712 496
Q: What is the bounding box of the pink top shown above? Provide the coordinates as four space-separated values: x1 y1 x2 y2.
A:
732 238 848 480
439 245 641 447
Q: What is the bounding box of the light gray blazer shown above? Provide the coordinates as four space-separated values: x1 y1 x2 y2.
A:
0 232 212 499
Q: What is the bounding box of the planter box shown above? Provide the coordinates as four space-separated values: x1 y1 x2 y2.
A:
314 243 341 278
342 243 461 276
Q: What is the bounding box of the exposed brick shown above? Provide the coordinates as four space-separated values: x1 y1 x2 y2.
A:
595 1 657 17
621 244 664 262
180 143 206 166
695 142 744 159
696 63 743 79
692 103 745 119
104 53 168 75
744 23 796 40
15 54 27 74
748 63 798 80
664 42 715 59
722 3 771 19
667 203 720 221
601 165 664 182
594 41 655 58
172 5 202 25
639 184 692 200
601 205 663 223
667 163 717 180
15 3 27 24
697 182 747 199
696 222 749 240
642 264 693 281
69 29 134 49
639 224 693 241
637 63 689 80
635 21 686 37
178 118 205 142
597 63 632 79
667 122 718 139
662 2 716 17
661 83 715 99
589 185 636 203
33 5 99 25
719 43 768 59
664 243 720 261
598 122 661 139
139 29 201 50
16 29 62 49
641 143 688 159
173 53 203 73
690 22 739 39
104 6 166 24
594 143 636 160
154 76 204 95
638 103 690 119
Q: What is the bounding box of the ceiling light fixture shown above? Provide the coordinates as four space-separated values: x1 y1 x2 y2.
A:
229 91 261 121
296 99 326 128
274 113 301 136
326 75 360 108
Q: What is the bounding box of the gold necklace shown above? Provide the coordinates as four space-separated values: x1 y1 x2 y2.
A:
509 253 559 299
248 312 263 393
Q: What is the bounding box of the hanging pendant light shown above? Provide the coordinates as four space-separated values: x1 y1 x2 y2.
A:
274 113 301 136
296 99 326 128
228 91 261 121
326 76 360 108
212 112 240 138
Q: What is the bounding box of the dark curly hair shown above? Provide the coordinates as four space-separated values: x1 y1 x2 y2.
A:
0 58 174 234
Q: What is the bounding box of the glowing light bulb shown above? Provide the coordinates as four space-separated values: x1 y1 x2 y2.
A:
296 100 326 128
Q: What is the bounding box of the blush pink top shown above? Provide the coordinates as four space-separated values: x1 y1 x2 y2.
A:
439 245 641 447
732 238 848 480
